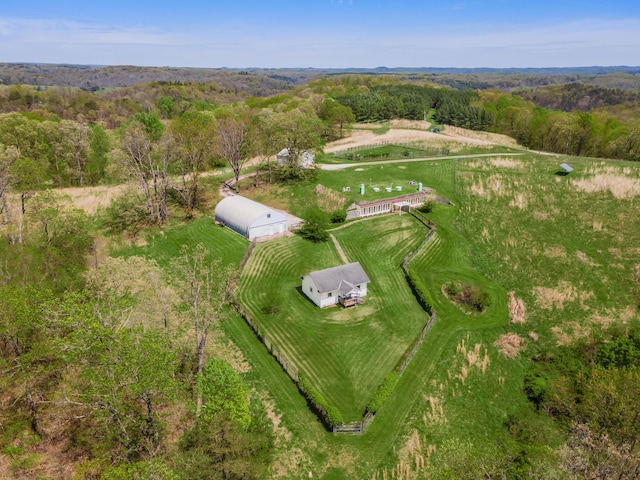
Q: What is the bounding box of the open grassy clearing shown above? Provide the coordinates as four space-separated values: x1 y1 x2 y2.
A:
222 152 639 478
115 216 248 269
236 214 428 420
455 155 640 349
101 146 640 478
240 155 460 219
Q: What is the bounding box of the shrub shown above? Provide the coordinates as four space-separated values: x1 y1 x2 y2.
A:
406 269 433 315
298 207 329 243
418 199 434 214
366 372 398 414
330 209 347 224
297 373 344 427
444 282 491 313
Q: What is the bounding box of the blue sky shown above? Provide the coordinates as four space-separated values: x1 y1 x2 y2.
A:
1 1 638 68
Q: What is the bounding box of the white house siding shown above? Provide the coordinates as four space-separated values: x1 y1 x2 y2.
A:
301 275 322 307
301 276 341 307
320 291 339 308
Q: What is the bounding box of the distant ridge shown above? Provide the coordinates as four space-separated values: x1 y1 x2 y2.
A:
0 62 638 92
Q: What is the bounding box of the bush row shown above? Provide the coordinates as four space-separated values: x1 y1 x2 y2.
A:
297 373 344 427
405 269 434 315
366 372 398 414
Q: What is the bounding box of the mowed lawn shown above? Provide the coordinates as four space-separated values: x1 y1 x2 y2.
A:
236 214 430 420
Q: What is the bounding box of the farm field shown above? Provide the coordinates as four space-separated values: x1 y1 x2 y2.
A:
225 151 640 478
87 139 640 478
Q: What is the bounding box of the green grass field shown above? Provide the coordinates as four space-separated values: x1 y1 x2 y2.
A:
127 151 640 478
236 214 429 420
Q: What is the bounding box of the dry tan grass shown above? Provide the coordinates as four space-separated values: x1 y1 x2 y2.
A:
592 219 603 231
608 247 622 258
529 331 540 341
571 174 640 199
543 245 567 259
533 210 550 221
590 306 638 328
576 250 600 267
60 183 129 214
494 333 526 359
490 157 524 168
533 281 578 310
441 125 520 148
508 291 526 324
551 321 591 346
314 184 347 212
210 330 251 373
509 193 528 210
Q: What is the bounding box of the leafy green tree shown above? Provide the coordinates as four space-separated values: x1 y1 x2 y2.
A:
198 358 250 430
298 207 329 242
171 244 236 416
66 322 179 459
176 415 274 480
318 98 355 140
157 96 177 119
87 124 110 184
9 157 47 214
0 143 20 224
119 116 170 223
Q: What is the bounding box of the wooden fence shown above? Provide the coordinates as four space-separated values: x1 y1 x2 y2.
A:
233 208 440 436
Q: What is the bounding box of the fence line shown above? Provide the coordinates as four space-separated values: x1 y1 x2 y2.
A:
233 208 440 435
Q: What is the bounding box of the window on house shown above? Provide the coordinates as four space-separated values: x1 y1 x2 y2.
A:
309 286 312 292
267 213 271 218
328 292 332 297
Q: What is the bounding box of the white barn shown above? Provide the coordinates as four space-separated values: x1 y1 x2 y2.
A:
276 148 315 168
301 262 370 308
215 195 288 240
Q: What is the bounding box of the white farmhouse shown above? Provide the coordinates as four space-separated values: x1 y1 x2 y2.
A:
301 262 370 308
215 195 287 240
276 148 315 168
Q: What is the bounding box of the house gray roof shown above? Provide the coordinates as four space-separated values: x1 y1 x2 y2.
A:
307 262 370 294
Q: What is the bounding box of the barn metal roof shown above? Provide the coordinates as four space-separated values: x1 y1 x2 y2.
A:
307 262 370 294
214 195 286 236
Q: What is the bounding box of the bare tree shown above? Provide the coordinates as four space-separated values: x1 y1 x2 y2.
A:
169 111 216 217
215 114 253 191
120 120 171 223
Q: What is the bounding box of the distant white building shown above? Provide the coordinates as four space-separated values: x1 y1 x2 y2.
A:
276 148 315 168
215 195 287 240
301 262 370 308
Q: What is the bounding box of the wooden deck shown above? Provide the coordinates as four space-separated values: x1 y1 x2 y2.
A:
339 296 363 308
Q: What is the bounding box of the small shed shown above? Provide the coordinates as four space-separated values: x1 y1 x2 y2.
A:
301 262 371 308
215 195 287 240
276 148 315 168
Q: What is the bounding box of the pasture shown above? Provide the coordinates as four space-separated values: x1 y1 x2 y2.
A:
118 148 640 478
229 151 640 478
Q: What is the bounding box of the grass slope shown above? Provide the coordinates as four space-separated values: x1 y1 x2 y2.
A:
237 215 428 420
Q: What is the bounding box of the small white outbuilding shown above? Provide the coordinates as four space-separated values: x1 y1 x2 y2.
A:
215 195 288 240
276 148 315 168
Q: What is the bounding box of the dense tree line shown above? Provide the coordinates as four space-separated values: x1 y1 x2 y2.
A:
482 91 640 160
